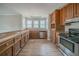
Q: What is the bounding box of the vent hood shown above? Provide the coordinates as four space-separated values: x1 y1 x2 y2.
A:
65 17 79 24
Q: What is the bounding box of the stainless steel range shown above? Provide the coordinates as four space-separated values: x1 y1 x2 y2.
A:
59 29 79 56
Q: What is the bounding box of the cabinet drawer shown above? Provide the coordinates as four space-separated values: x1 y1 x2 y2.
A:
14 35 21 42
6 39 14 46
13 40 21 56
0 43 7 52
0 39 14 54
22 33 26 38
0 46 13 56
20 38 25 48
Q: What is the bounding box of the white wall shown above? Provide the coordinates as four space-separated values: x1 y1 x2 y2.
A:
0 14 22 33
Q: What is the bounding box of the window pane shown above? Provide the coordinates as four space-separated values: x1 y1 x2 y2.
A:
33 20 39 28
27 25 32 28
27 20 32 24
40 20 46 28
26 20 32 28
40 20 45 25
40 24 45 28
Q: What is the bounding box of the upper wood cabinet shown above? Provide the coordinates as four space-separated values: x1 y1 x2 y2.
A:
66 4 74 20
55 10 60 31
76 3 79 17
60 8 65 25
73 3 77 17
63 6 67 21
51 12 56 24
60 3 79 21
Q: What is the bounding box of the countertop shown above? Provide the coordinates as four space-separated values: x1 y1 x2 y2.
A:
0 29 29 43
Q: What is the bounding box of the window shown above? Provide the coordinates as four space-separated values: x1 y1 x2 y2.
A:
40 20 46 28
33 20 39 28
25 19 47 29
26 20 32 28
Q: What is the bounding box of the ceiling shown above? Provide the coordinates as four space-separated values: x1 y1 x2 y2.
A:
0 3 67 17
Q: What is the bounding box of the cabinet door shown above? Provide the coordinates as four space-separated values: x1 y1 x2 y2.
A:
60 8 64 25
76 3 79 17
0 47 13 56
63 6 67 21
13 40 21 56
73 3 77 17
52 13 56 24
0 39 14 56
52 29 56 43
20 37 25 48
6 47 13 56
66 4 74 20
55 10 60 31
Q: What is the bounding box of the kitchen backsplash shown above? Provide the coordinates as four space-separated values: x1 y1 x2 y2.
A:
65 18 79 32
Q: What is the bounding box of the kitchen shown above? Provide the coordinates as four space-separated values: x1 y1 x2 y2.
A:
0 3 79 56
50 3 79 56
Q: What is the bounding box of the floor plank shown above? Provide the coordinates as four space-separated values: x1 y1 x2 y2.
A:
18 39 63 56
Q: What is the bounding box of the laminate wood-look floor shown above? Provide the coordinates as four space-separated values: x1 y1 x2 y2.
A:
18 39 63 56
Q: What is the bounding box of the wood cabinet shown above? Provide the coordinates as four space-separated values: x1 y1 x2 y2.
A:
50 10 61 43
66 4 74 20
29 30 47 39
0 39 14 56
55 10 60 31
0 30 29 56
50 13 56 29
52 29 56 43
20 34 26 48
0 47 13 56
29 30 39 39
73 3 77 17
63 7 67 21
50 10 60 31
50 3 79 44
60 8 64 25
13 35 21 56
23 33 28 43
76 3 79 17
60 3 79 21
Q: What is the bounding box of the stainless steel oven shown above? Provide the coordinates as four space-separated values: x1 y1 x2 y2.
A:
59 36 79 56
60 37 74 53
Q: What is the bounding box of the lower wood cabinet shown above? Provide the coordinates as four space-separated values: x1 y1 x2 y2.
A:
0 39 14 56
52 29 56 43
20 38 25 48
0 48 13 56
13 40 21 56
13 35 21 56
29 30 47 39
20 33 27 48
0 47 13 56
0 30 29 56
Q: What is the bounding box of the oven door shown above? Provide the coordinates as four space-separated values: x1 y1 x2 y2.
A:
60 37 74 52
59 36 75 56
